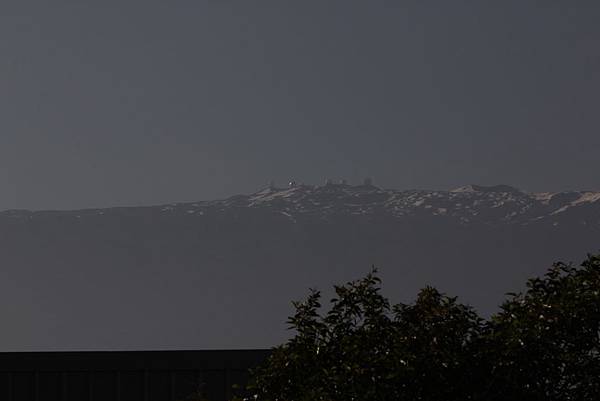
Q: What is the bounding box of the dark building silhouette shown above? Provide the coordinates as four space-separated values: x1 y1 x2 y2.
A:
0 350 271 401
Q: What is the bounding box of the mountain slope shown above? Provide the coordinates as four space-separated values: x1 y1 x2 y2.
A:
1 183 599 351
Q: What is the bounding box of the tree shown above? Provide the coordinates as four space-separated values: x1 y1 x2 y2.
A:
241 253 600 401
390 286 484 401
484 254 600 401
245 268 484 401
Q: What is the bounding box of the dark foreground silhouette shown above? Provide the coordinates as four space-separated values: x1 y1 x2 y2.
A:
2 253 598 400
0 350 269 401
246 253 600 401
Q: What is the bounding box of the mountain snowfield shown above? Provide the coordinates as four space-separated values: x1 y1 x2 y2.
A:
8 182 598 224
0 183 599 351
235 183 600 225
5 183 599 226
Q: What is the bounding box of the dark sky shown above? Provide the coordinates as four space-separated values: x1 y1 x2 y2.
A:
2 2 599 211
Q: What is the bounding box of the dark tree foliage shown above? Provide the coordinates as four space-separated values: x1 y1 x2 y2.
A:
241 254 600 401
244 268 484 401
484 254 600 401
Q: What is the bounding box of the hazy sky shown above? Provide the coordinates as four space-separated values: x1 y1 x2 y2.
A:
2 1 599 210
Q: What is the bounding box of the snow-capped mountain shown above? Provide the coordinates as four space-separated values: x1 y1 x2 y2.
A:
8 182 597 226
226 183 600 225
0 184 598 351
5 183 599 226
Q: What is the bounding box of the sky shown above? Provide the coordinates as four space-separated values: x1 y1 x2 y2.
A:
1 1 599 211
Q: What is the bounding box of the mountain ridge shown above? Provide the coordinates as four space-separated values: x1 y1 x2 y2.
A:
1 183 598 350
4 183 598 227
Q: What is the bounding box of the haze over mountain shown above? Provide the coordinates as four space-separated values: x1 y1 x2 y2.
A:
1 182 598 351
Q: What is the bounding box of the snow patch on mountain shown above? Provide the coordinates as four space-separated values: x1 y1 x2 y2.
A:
2 184 599 226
